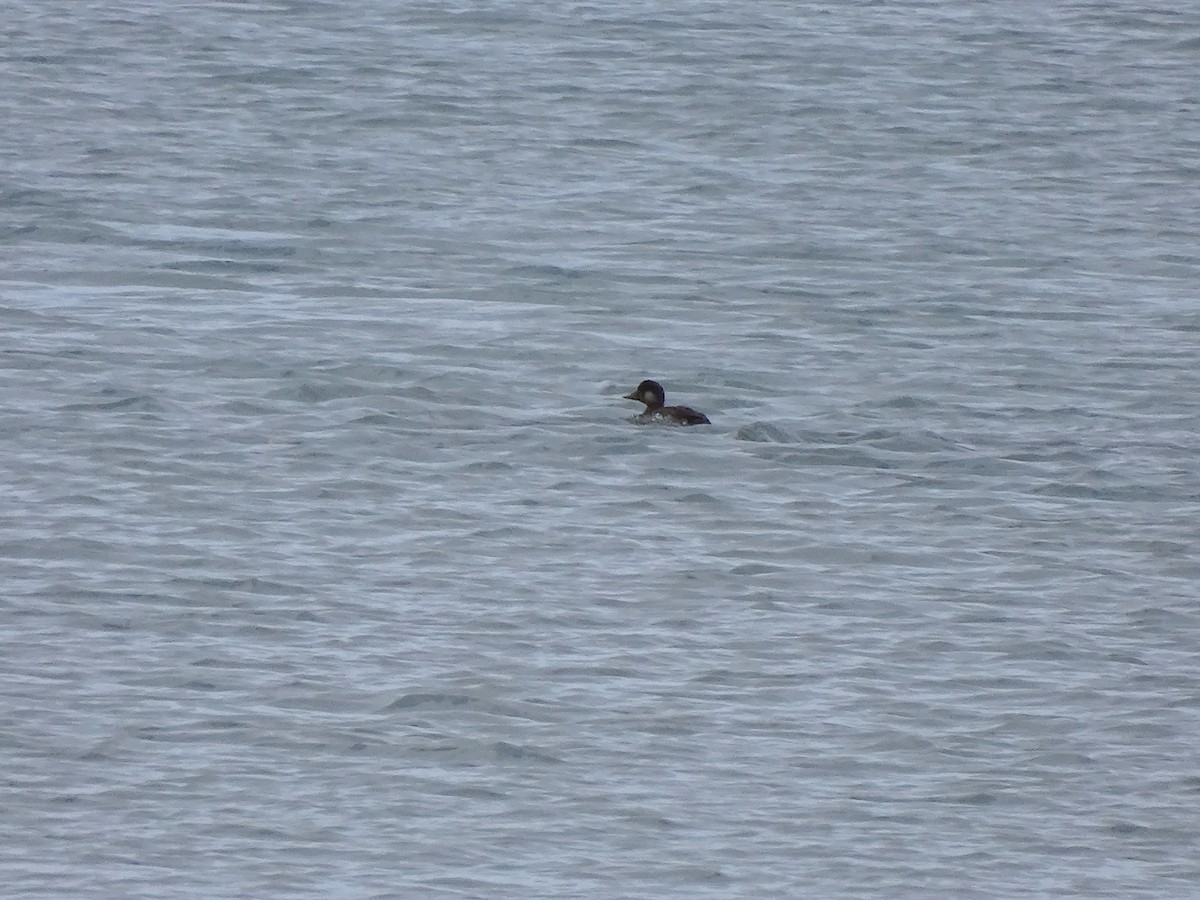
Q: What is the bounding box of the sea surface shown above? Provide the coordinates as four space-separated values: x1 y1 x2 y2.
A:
3 2 1199 897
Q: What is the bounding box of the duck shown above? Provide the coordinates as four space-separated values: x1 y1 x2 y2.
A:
623 379 711 426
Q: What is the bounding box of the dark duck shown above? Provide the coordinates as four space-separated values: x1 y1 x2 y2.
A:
623 379 711 426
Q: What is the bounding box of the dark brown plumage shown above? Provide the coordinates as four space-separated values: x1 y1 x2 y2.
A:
623 379 711 426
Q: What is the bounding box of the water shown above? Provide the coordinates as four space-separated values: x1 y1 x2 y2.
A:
3 2 1199 897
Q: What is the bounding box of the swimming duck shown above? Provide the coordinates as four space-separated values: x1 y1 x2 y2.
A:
623 379 711 426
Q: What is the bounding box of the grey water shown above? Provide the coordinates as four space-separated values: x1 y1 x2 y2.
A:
3 1 1199 897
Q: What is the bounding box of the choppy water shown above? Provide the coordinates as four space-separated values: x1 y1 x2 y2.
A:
3 2 1200 897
